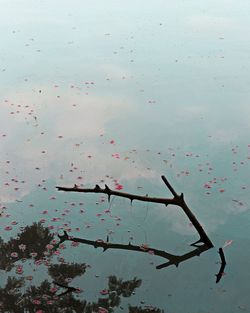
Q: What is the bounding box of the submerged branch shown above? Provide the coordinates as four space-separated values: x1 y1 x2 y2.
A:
53 281 80 297
58 231 210 269
215 248 227 283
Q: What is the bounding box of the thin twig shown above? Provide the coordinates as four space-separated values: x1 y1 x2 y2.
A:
53 281 79 297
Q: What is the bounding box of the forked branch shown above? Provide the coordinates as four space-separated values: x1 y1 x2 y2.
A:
57 175 213 248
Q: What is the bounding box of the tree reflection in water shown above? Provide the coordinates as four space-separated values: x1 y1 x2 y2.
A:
0 222 164 312
0 222 54 272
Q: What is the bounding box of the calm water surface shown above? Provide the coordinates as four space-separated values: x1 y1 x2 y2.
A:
0 1 250 312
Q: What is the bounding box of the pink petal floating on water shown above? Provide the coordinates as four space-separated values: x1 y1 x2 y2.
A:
16 265 23 275
223 240 233 248
47 300 54 305
115 184 123 190
203 183 211 189
35 259 43 266
50 287 58 293
4 226 12 231
32 299 41 305
148 250 155 255
100 289 109 295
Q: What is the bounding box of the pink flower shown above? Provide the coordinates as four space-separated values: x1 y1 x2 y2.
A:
30 252 38 257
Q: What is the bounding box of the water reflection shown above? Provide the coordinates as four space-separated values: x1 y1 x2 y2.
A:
0 275 144 313
0 222 165 312
58 230 209 270
1 0 250 311
0 222 53 272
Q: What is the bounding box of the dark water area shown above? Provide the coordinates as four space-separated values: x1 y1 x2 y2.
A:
0 1 250 312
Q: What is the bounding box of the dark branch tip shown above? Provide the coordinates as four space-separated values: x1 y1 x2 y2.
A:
105 184 110 192
95 184 101 191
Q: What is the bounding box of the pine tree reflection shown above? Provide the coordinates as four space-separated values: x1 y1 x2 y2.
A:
0 223 163 312
0 274 145 312
0 222 54 271
49 263 87 285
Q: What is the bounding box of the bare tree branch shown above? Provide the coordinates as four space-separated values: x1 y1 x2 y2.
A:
56 175 213 249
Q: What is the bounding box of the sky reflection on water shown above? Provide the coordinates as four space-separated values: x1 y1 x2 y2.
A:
0 1 250 312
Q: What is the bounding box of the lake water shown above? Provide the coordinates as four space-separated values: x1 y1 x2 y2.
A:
0 1 250 312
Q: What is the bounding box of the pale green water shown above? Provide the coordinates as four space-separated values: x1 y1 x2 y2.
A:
0 1 250 312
